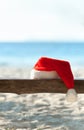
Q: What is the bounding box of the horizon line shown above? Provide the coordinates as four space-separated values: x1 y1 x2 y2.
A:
0 40 84 43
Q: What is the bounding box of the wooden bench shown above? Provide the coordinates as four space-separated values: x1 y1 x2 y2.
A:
0 79 83 94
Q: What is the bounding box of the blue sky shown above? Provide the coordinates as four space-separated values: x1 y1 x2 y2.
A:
0 0 84 42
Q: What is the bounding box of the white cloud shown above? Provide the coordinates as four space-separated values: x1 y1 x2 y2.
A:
0 0 84 41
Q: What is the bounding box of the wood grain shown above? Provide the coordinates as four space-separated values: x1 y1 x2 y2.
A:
0 79 83 94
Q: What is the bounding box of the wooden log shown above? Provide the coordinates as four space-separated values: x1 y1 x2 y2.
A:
0 79 83 94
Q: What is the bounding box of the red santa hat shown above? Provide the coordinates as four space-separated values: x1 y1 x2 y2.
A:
33 57 74 89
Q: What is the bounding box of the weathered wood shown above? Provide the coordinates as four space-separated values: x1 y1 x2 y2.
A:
0 79 83 94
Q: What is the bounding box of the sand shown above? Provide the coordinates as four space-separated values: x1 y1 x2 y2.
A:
0 66 84 130
0 93 84 130
0 66 84 79
0 66 31 79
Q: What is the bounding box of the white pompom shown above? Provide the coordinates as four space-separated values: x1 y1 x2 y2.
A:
66 89 77 102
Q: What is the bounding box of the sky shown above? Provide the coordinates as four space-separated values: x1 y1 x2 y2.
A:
0 0 84 42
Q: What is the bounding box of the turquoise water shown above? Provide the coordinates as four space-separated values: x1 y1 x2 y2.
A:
0 42 83 68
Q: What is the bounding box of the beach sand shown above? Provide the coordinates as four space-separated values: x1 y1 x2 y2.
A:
0 93 84 130
0 67 84 130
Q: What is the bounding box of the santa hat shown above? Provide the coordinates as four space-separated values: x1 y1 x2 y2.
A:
33 57 74 89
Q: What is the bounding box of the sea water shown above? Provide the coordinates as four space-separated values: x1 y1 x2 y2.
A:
0 42 83 67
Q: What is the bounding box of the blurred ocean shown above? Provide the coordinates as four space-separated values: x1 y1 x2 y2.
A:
0 42 83 68
0 42 84 79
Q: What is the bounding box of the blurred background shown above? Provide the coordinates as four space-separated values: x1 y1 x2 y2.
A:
0 0 84 79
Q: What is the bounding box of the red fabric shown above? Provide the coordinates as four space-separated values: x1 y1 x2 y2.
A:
34 57 74 89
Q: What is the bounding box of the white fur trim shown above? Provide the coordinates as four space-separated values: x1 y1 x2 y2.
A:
30 69 60 79
66 89 77 102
